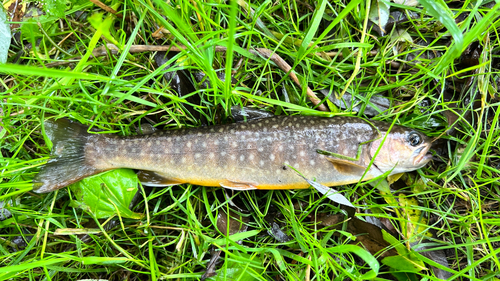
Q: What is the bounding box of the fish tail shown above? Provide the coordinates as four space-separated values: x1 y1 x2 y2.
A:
33 118 105 193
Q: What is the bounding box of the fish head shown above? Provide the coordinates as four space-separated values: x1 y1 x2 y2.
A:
369 126 432 175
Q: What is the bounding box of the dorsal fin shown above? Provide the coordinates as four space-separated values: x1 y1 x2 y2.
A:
231 106 274 123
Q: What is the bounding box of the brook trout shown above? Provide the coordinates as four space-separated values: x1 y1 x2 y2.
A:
33 115 432 193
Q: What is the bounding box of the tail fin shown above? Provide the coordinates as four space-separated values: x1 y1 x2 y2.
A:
33 118 104 193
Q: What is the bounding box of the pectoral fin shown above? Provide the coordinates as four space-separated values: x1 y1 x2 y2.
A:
326 158 367 175
137 170 184 187
220 179 258 190
387 173 404 184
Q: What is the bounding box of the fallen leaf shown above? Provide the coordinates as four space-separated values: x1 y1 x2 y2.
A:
305 178 354 208
216 209 249 236
392 0 418 6
369 0 391 35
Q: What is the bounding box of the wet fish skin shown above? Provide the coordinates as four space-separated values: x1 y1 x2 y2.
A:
33 115 432 193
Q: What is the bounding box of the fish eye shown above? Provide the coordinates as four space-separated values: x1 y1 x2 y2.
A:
408 132 421 147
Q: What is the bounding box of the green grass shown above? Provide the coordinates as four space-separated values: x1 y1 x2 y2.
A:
1 0 500 280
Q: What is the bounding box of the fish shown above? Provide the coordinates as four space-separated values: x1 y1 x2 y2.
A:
32 114 433 193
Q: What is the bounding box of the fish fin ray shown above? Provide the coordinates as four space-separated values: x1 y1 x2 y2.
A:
33 119 106 193
326 158 367 175
220 179 258 190
137 171 184 186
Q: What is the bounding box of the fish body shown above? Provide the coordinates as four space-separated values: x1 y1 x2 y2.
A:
33 115 432 193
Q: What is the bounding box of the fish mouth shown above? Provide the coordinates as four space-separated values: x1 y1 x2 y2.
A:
413 145 433 167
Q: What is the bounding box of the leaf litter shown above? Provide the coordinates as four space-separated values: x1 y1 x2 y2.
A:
0 0 499 280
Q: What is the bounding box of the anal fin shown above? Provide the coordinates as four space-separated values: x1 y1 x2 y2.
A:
326 158 367 175
137 170 184 187
220 179 258 190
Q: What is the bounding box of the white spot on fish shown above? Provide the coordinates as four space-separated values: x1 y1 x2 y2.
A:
270 154 275 161
241 135 246 141
257 147 264 152
240 155 245 161
278 145 284 152
265 120 269 124
224 136 229 142
275 169 281 175
310 160 315 166
219 128 224 133
121 140 125 144
255 132 259 138
231 155 237 160
249 154 254 160
181 157 187 164
272 124 278 129
195 153 201 159
241 125 246 129
310 120 316 124
263 128 268 132
210 128 215 132
221 151 227 156
187 141 192 148
294 163 300 169
251 124 256 128
230 129 235 134
300 151 306 157
304 126 308 131
247 144 252 149
209 152 215 158
214 140 219 146
197 132 202 136
202 142 207 148
260 160 265 166
232 142 238 148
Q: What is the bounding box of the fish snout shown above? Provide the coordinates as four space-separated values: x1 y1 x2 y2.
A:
413 144 433 167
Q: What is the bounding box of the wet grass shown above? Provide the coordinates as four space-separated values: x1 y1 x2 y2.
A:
1 0 500 280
